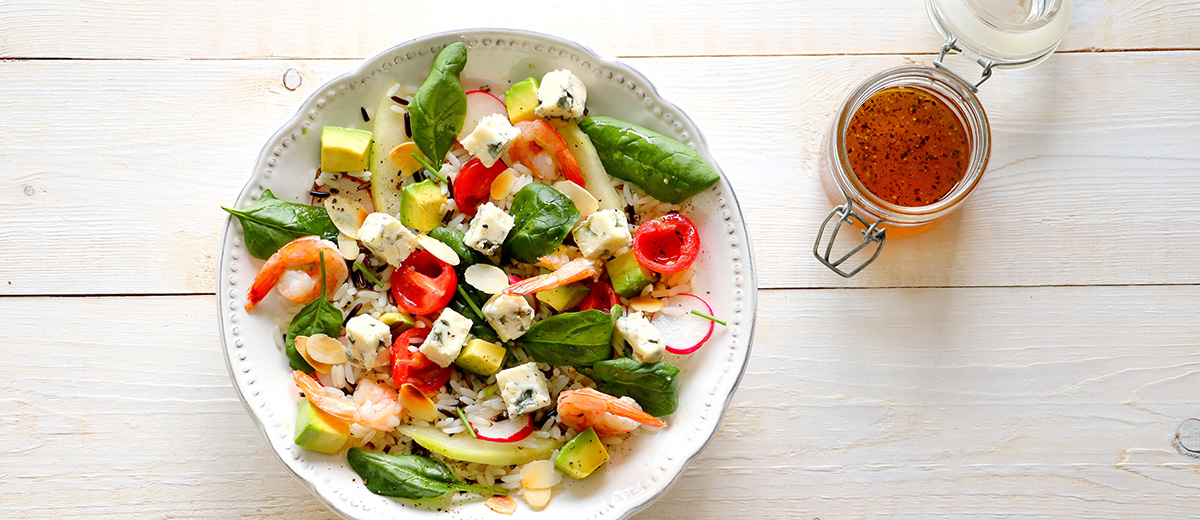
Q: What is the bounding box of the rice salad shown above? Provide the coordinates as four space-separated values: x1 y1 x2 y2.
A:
224 41 723 514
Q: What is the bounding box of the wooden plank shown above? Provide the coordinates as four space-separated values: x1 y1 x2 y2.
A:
0 0 1198 59
1 53 1198 295
2 287 1199 518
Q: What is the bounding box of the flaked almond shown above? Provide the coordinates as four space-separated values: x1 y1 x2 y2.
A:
417 234 461 266
399 383 441 422
485 495 517 515
628 296 664 313
522 487 552 509
324 195 369 239
520 460 562 489
337 233 359 260
553 180 598 217
465 264 510 294
306 334 349 365
490 168 518 200
389 142 424 175
294 336 334 373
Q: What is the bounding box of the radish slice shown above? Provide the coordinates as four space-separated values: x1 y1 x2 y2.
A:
651 294 715 355
458 91 508 141
470 414 534 443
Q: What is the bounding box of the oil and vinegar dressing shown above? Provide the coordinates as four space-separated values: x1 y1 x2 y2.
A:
845 87 969 207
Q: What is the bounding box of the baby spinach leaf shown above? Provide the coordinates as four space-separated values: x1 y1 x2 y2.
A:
283 253 342 371
503 183 581 263
578 116 720 204
582 358 681 417
408 42 468 168
222 189 339 259
347 448 507 500
448 285 499 342
517 306 619 367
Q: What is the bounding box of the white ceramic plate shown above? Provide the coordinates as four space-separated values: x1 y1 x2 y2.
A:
217 28 756 520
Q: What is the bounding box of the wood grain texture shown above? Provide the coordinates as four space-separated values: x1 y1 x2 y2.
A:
2 287 1198 518
0 0 1198 59
2 52 1198 295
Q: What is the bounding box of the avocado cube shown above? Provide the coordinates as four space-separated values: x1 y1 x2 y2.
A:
554 428 609 479
534 268 590 311
400 179 448 233
321 126 373 172
606 250 658 298
504 77 540 123
455 338 506 376
293 398 350 454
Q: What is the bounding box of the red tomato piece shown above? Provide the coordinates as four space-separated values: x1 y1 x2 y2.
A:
453 158 508 216
390 250 458 315
632 212 700 274
580 280 622 312
390 327 454 395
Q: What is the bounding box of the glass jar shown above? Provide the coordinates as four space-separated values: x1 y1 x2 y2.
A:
814 0 1071 277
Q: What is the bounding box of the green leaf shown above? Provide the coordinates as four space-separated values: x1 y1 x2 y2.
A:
517 307 617 367
347 448 507 500
221 189 339 259
408 42 468 168
502 183 581 263
577 116 720 204
582 358 681 417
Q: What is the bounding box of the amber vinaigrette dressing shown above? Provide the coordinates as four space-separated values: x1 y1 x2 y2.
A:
845 87 969 207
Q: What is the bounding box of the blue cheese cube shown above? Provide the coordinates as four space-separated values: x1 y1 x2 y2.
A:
495 362 551 417
345 315 392 368
482 293 535 342
616 311 665 363
418 308 473 368
464 203 514 256
358 212 418 266
571 209 632 259
461 114 520 168
535 69 587 120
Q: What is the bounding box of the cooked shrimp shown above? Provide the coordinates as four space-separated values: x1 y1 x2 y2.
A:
503 258 601 296
556 387 666 437
508 120 586 187
245 236 348 312
292 371 402 431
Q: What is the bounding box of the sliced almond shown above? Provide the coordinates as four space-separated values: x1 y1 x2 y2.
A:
318 176 375 213
324 195 369 239
399 383 441 422
628 296 665 313
522 487 552 509
465 264 510 294
306 333 349 365
485 495 517 515
294 336 334 374
337 233 359 261
553 180 598 217
520 460 562 489
490 168 518 200
417 234 461 266
389 142 424 175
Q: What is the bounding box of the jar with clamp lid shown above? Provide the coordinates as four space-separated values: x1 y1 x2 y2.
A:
813 0 1072 277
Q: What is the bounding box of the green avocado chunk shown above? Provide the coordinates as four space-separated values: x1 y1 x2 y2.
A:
504 77 540 123
455 338 506 376
400 179 448 233
321 126 374 172
294 398 350 455
606 250 658 298
554 428 609 479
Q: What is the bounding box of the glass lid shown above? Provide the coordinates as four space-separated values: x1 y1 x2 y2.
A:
927 0 1072 69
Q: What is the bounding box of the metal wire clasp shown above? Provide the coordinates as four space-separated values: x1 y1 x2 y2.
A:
813 201 887 278
933 37 994 92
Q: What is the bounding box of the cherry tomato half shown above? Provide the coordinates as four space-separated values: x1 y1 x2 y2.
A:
632 212 700 274
579 280 621 312
390 327 453 394
390 250 457 315
453 158 508 217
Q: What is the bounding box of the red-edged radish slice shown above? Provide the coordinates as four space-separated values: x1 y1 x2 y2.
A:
458 91 508 141
651 293 715 355
470 414 535 443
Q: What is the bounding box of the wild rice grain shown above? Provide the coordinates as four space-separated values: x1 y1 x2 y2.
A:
404 112 412 138
391 95 409 105
360 107 370 122
342 303 363 326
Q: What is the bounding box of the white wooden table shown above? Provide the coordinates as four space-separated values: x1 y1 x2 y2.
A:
4 1 1200 518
